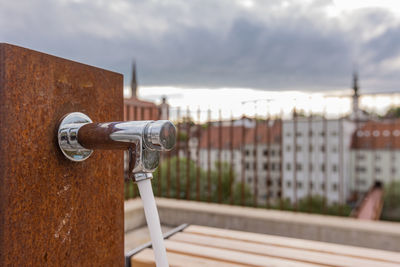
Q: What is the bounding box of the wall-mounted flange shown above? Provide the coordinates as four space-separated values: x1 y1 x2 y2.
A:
58 112 93 162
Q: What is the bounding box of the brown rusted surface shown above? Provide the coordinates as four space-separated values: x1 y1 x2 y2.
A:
0 43 124 266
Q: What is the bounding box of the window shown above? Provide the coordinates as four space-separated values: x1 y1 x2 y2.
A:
286 132 291 137
331 131 337 136
253 150 256 156
321 183 325 190
321 164 325 172
383 130 390 137
308 130 313 137
356 154 365 160
286 163 291 171
309 163 313 171
392 168 396 174
332 146 337 153
320 132 325 137
296 164 302 171
271 163 276 171
375 167 381 173
309 145 313 152
296 145 302 152
375 154 381 160
247 177 252 183
356 179 366 186
332 164 338 172
297 182 303 188
263 149 268 156
286 145 291 152
296 132 302 137
310 182 314 189
246 163 250 170
356 166 366 173
271 150 275 156
320 145 325 153
287 181 292 188
332 183 338 191
263 163 268 170
245 150 250 156
266 180 272 186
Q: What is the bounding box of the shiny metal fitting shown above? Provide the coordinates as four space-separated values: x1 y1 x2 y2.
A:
57 112 176 181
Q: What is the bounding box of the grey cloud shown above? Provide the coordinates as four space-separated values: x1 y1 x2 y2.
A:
1 0 400 92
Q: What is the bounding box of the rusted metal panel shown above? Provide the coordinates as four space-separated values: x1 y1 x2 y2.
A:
0 43 124 266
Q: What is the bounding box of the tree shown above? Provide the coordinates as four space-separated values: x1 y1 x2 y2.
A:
381 181 400 222
384 106 400 118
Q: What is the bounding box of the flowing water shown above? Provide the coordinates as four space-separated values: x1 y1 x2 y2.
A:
137 179 169 267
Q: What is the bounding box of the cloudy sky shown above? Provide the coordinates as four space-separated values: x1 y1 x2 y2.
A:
1 0 400 117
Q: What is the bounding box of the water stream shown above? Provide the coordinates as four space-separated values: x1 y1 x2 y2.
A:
137 179 169 267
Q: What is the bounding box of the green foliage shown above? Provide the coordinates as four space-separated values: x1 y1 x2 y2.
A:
201 123 209 129
125 159 352 217
381 181 400 222
384 106 400 118
298 196 352 216
177 132 188 142
148 156 253 204
268 195 351 216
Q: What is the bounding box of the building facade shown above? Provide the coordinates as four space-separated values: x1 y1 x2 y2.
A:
197 120 282 204
282 116 356 205
243 120 282 204
350 120 400 193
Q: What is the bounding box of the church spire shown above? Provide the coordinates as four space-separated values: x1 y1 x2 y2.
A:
352 71 360 117
353 71 359 97
130 61 137 99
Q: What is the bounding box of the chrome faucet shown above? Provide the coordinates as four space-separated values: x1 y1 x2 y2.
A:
57 112 176 181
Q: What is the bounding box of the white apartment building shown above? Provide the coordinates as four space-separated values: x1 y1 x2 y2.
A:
350 120 400 193
282 117 356 205
196 121 282 204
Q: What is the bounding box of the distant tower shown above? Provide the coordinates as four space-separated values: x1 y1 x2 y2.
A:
352 71 359 117
159 95 170 119
130 61 137 99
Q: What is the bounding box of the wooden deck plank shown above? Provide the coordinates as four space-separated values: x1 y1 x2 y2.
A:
131 248 246 267
165 240 325 267
184 225 400 264
170 232 398 267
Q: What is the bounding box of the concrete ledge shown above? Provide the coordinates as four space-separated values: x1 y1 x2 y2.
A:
125 198 400 252
124 199 146 233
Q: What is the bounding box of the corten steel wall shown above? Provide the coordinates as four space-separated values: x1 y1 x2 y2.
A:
0 43 124 266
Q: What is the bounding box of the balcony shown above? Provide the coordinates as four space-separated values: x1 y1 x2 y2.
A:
125 198 400 266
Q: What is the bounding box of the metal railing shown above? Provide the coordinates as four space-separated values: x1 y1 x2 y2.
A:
124 103 400 218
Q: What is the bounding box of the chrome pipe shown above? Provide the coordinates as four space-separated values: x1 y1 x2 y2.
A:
57 112 176 181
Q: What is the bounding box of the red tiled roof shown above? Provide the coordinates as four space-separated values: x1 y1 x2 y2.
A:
350 119 400 149
198 120 282 149
124 97 157 108
244 120 282 145
199 125 244 149
124 97 159 121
